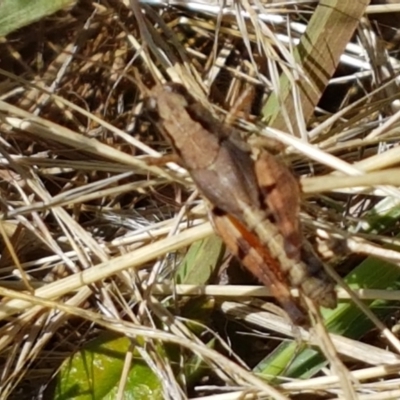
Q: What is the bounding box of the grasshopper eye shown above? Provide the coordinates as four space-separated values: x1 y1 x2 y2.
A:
164 82 188 96
144 96 162 122
144 96 158 112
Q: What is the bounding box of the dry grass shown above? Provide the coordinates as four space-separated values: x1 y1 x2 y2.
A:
1 1 400 399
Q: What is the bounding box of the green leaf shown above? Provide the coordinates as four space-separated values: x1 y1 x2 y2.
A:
50 334 163 400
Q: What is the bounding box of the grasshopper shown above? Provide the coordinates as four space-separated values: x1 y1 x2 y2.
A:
147 83 336 323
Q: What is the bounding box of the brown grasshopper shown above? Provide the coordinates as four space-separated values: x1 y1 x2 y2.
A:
147 83 336 323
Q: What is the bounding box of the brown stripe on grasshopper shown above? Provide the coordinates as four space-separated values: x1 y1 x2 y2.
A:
237 203 336 309
212 211 307 325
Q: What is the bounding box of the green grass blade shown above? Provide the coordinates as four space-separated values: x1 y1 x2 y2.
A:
176 235 224 285
0 0 75 37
